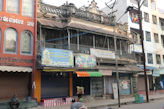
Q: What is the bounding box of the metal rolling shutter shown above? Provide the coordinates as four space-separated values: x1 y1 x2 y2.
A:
0 73 29 100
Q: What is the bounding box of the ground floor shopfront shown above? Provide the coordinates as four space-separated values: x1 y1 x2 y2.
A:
137 69 164 92
34 70 139 104
103 73 133 96
34 69 104 102
0 66 32 100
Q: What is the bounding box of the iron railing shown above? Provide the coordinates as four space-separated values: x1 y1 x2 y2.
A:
37 42 134 59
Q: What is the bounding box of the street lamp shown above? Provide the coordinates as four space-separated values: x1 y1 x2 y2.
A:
136 1 149 102
126 1 149 102
107 0 149 107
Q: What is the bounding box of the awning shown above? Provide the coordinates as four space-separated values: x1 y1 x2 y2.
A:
138 71 152 75
88 71 102 77
99 69 112 76
138 66 156 70
38 18 130 41
0 66 32 73
75 71 90 77
75 71 102 77
67 19 128 39
97 65 142 73
38 18 64 28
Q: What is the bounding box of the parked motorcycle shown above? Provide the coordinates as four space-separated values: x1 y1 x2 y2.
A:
71 99 87 109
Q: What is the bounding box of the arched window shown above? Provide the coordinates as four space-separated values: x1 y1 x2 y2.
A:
21 31 33 54
4 28 18 53
6 0 19 14
22 0 34 17
0 0 3 11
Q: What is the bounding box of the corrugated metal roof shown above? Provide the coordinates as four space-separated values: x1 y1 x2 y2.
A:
98 65 143 73
99 69 112 76
38 18 64 28
0 66 32 73
38 18 129 40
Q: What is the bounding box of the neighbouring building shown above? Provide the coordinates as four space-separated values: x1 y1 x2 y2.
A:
103 0 164 92
0 0 37 100
34 0 142 106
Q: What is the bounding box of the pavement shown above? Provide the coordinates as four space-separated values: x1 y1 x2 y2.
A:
110 99 164 109
30 91 164 109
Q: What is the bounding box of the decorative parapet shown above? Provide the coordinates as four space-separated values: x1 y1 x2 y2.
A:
38 0 130 39
38 0 111 25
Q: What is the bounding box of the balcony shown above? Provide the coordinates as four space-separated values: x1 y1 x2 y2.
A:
37 41 134 60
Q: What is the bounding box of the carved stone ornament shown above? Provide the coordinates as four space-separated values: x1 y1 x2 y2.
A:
87 0 99 14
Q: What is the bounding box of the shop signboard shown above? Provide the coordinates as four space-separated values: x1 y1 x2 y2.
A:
41 48 74 67
0 16 34 27
159 69 164 75
90 48 115 59
133 44 142 53
75 54 96 68
153 69 161 77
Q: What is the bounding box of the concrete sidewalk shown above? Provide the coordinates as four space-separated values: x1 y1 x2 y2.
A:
30 93 164 109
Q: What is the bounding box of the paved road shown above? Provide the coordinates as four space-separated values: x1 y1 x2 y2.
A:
30 99 164 109
99 99 164 109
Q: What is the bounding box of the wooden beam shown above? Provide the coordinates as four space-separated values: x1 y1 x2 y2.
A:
69 73 73 97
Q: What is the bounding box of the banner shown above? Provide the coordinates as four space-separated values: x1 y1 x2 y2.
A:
75 54 96 68
90 48 115 59
41 48 74 67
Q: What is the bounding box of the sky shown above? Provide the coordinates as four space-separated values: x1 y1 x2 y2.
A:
42 0 164 10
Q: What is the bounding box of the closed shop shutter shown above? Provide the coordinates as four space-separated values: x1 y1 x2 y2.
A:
137 76 145 91
41 72 69 98
0 73 29 100
91 78 103 96
104 77 114 94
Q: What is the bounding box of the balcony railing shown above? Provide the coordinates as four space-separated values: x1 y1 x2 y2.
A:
37 42 134 60
136 61 144 65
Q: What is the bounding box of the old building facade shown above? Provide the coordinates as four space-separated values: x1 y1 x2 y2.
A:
0 0 37 100
103 0 164 92
34 0 142 105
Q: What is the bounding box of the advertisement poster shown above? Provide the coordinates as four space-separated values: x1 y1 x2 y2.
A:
119 77 131 95
41 48 74 67
75 54 96 68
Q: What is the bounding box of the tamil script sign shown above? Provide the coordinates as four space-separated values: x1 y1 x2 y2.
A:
90 48 115 59
75 54 96 68
41 48 74 67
